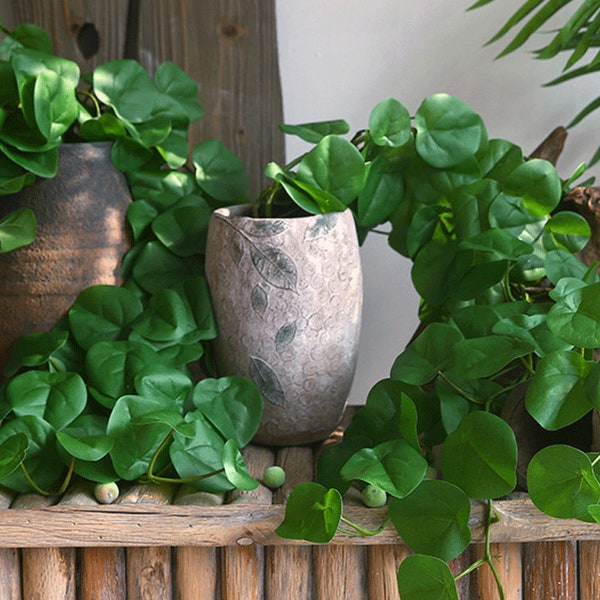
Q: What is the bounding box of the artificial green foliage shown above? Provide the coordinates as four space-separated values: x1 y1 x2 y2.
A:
0 22 262 498
273 93 600 599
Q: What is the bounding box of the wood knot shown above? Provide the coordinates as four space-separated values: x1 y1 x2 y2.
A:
236 536 255 546
75 22 100 59
219 22 245 41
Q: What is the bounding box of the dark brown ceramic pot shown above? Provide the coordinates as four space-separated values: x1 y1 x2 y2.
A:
0 142 132 372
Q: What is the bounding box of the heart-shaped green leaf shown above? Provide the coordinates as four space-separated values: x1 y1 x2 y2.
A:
275 482 342 543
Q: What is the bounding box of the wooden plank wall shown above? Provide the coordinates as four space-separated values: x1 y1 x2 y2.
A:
0 0 285 198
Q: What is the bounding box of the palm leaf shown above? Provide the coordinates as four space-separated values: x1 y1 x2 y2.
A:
537 0 599 59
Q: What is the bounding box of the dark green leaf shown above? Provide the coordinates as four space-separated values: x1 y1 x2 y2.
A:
169 411 232 492
441 411 517 498
8 370 87 430
279 119 350 143
0 433 29 479
340 439 427 498
525 350 594 429
356 154 405 228
528 444 600 520
414 94 487 168
0 207 36 252
450 335 534 379
222 439 259 490
369 98 411 147
3 329 68 377
397 554 459 600
389 479 471 560
391 323 464 385
69 285 143 350
275 482 342 543
192 376 263 448
107 394 174 480
193 139 249 204
296 135 366 206
547 281 600 347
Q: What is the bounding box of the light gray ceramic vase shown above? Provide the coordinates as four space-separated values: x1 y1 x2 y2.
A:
205 205 362 445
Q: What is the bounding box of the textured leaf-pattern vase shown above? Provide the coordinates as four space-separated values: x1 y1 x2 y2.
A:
205 205 362 445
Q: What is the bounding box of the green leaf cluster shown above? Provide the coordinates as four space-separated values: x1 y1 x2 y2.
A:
274 93 600 600
0 279 262 494
0 22 259 496
0 23 248 254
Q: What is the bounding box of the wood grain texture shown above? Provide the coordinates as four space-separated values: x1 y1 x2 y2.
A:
14 494 76 600
118 483 174 600
470 543 522 600
449 549 471 600
523 541 578 600
173 485 224 600
0 489 20 600
579 541 600 600
313 545 368 600
60 481 128 600
265 446 314 600
1 496 600 548
221 445 275 600
368 545 409 600
0 0 130 67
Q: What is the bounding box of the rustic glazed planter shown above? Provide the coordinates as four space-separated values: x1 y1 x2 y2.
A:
205 205 362 445
0 142 132 372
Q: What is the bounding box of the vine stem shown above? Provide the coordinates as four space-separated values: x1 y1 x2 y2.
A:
339 515 391 537
19 457 76 497
144 428 226 485
455 500 505 600
437 371 482 405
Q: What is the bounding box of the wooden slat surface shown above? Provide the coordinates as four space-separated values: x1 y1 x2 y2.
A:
1 495 600 548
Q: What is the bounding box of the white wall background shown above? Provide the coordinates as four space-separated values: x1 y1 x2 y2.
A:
275 0 600 404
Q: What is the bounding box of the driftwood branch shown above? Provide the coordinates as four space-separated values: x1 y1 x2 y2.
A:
529 126 568 166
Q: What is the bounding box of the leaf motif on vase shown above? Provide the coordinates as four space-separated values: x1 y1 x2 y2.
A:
304 213 338 242
229 236 245 265
249 356 286 406
276 321 297 350
251 244 298 292
251 284 268 316
242 220 287 238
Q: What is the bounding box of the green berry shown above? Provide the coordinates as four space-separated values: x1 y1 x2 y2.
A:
94 481 119 504
263 466 286 489
362 484 387 508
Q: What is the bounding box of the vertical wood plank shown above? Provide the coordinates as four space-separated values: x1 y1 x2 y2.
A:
80 547 127 600
173 486 224 600
265 446 314 600
523 541 578 599
136 0 285 198
578 541 600 600
368 545 410 600
221 445 275 600
0 0 130 66
0 489 21 600
313 545 368 600
59 481 127 600
470 543 522 600
118 483 175 600
13 494 76 600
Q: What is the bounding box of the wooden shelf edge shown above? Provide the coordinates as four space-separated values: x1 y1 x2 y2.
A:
0 497 599 548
